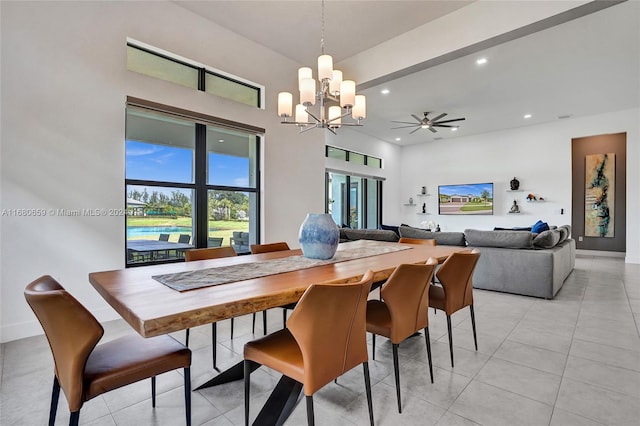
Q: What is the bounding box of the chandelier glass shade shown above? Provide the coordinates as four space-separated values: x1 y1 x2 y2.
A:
277 2 366 134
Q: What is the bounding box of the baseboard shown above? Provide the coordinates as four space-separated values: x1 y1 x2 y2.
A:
576 249 626 258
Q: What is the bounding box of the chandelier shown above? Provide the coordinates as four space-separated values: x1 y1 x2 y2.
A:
277 0 366 134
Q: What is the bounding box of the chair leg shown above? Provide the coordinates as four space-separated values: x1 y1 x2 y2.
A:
212 322 218 371
49 376 60 426
306 395 315 426
231 317 235 339
282 308 287 328
185 328 190 347
424 327 434 383
470 305 478 351
69 411 80 426
371 333 376 360
151 376 156 407
252 313 256 334
363 362 375 426
184 367 191 426
263 310 267 335
392 343 402 413
446 315 454 368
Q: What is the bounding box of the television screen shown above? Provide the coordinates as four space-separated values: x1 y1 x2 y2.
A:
438 183 494 215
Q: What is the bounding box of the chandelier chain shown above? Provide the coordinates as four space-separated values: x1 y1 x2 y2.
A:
320 0 325 54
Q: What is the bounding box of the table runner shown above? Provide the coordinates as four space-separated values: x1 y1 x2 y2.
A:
153 240 411 292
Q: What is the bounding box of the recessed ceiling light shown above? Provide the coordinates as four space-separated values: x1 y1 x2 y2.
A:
524 114 532 119
381 89 390 95
451 127 458 132
218 139 225 142
395 137 401 141
476 58 487 65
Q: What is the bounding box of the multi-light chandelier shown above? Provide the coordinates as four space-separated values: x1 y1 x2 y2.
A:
277 0 366 134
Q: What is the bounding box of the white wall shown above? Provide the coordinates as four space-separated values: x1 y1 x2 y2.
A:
396 108 640 263
0 1 325 342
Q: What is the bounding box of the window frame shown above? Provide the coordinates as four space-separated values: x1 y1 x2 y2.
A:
125 97 264 267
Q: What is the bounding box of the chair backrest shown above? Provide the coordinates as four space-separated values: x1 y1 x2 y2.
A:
159 233 170 241
208 237 223 247
185 246 237 262
380 258 438 342
178 234 191 244
287 270 374 396
24 275 104 412
250 241 290 254
435 249 481 314
398 237 436 246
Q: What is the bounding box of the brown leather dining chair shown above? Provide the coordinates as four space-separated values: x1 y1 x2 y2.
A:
185 246 238 371
250 241 292 331
366 259 438 413
429 249 481 368
24 275 192 426
398 237 436 245
244 270 375 426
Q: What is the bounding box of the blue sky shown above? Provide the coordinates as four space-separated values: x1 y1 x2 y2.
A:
126 140 249 187
438 183 493 197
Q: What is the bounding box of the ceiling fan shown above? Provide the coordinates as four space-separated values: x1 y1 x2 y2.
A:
391 112 465 134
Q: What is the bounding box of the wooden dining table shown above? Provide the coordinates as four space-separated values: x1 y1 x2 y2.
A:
89 239 467 424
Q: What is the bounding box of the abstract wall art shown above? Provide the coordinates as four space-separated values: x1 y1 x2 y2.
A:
585 153 615 237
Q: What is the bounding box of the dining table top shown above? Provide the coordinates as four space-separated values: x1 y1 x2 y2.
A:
89 240 468 338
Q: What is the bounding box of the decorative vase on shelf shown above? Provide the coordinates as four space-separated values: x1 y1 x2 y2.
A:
298 213 339 260
421 186 427 195
510 177 520 191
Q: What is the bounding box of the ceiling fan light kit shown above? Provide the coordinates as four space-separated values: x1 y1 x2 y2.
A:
392 112 465 134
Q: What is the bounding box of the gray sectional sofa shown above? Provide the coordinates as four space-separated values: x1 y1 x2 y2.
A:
339 225 575 299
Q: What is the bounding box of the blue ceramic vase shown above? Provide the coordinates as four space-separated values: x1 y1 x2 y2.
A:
298 213 340 259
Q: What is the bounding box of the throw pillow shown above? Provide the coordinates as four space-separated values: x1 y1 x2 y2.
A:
379 224 400 236
533 229 561 249
531 220 549 233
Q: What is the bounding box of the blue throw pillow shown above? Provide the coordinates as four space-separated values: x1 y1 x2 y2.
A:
531 220 549 233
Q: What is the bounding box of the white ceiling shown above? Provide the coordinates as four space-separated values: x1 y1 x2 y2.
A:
175 1 640 146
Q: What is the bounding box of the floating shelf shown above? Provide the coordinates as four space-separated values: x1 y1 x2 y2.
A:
417 213 430 215
506 189 524 192
416 193 431 197
403 203 416 206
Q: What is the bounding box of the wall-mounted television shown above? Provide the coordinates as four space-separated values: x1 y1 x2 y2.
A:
438 182 494 215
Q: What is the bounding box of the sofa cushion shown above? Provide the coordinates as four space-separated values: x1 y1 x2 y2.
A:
343 228 399 242
398 226 466 246
465 229 533 249
533 229 562 249
559 224 571 240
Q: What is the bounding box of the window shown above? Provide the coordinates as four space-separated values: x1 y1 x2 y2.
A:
127 41 262 108
326 172 382 229
125 100 262 266
325 145 382 168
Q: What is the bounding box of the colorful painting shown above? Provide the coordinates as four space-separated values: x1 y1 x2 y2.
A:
585 153 615 237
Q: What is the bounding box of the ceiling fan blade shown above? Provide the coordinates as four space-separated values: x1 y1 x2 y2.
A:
432 113 447 122
429 127 438 133
434 117 466 124
411 114 423 123
391 125 420 129
409 127 422 134
391 120 420 125
432 124 457 128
